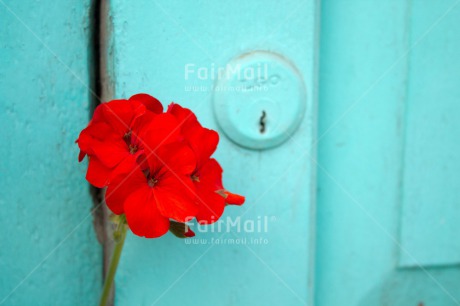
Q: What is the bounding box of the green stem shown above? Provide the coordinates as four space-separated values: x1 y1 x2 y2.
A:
99 225 127 306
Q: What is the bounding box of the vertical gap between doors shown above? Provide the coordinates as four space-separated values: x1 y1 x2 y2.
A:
88 0 114 304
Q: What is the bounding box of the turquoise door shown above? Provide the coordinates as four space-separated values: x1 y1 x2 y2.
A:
0 1 102 305
1 0 460 305
103 1 318 305
317 1 460 305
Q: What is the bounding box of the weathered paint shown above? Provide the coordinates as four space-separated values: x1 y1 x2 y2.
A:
316 0 460 305
0 1 102 305
103 0 319 305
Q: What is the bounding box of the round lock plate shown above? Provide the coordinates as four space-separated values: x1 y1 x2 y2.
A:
213 51 306 150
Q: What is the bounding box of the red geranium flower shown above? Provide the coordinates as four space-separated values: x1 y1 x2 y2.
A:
168 103 245 224
77 94 164 187
106 138 198 238
77 93 244 239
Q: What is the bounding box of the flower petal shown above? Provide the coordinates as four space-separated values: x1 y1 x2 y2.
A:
195 182 226 224
78 150 86 162
105 166 146 215
154 174 198 222
148 142 196 177
77 121 117 158
109 155 142 183
99 99 145 136
86 156 111 188
198 158 224 190
130 93 163 114
85 121 113 140
91 138 128 168
185 125 219 170
224 191 245 206
167 103 197 129
141 113 182 150
167 103 219 169
124 186 170 238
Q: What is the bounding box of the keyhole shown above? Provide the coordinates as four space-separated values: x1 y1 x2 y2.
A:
259 110 266 134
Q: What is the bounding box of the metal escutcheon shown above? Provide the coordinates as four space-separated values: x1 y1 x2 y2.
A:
213 51 306 150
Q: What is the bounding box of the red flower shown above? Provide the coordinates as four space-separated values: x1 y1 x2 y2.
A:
168 103 245 224
77 94 164 187
77 94 245 238
106 139 197 238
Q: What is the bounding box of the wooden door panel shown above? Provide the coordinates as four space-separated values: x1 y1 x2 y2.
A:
399 0 460 267
317 0 460 305
0 1 102 305
103 1 319 305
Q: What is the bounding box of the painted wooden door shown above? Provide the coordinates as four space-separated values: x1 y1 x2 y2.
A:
0 1 102 305
102 0 318 305
316 0 460 305
103 0 460 305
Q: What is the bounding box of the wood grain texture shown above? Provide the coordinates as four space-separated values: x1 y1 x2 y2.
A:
0 1 102 305
104 0 319 305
